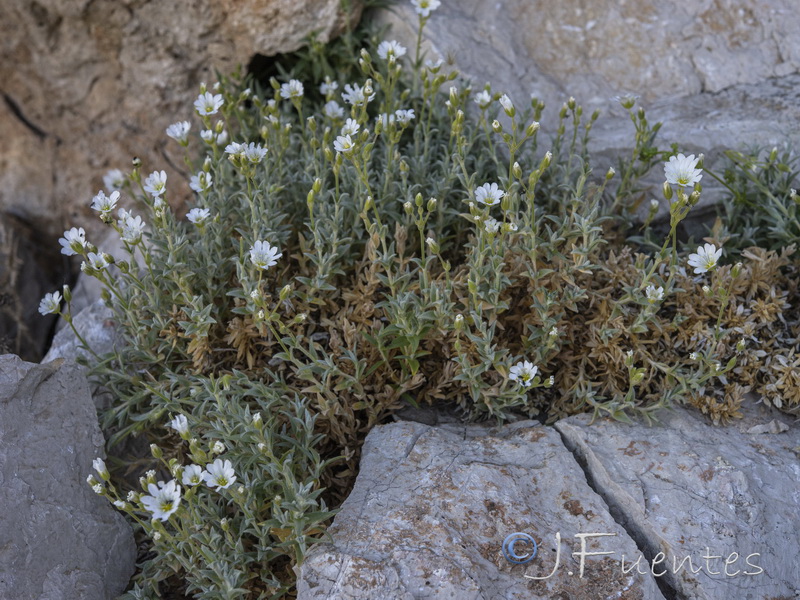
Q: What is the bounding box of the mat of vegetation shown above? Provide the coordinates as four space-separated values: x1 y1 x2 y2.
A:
44 2 799 597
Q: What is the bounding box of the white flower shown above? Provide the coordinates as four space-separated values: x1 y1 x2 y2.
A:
84 252 109 271
474 90 492 109
103 169 125 192
93 457 108 478
249 240 282 270
280 79 304 99
687 243 722 274
484 217 500 234
323 100 344 119
613 94 640 109
212 441 225 454
499 94 514 114
225 142 245 156
59 227 87 256
38 291 62 316
341 118 360 137
320 78 338 96
168 414 189 435
342 83 375 106
181 464 204 487
664 153 703 187
143 170 168 198
509 360 539 387
194 92 224 116
689 352 698 360
394 109 415 126
334 134 355 154
127 490 137 502
118 210 145 244
475 182 505 206
242 142 268 164
140 480 181 521
549 326 558 337
201 128 228 145
411 0 441 17
91 190 120 215
92 484 104 494
189 171 213 193
252 412 262 425
113 500 127 509
377 40 407 60
203 458 236 491
186 207 211 225
645 285 664 303
166 121 191 144
650 199 660 210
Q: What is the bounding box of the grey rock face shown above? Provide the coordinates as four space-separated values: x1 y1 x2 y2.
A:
0 355 136 600
556 407 800 600
298 421 667 599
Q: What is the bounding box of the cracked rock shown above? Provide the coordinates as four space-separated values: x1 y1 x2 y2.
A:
556 406 800 600
297 421 666 599
0 354 136 600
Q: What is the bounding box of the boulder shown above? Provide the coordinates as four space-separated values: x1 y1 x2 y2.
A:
556 405 800 600
0 0 363 245
297 420 667 599
0 354 136 600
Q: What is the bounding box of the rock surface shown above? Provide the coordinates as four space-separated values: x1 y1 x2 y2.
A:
0 0 362 242
556 406 800 600
298 420 667 599
297 405 799 599
0 354 136 600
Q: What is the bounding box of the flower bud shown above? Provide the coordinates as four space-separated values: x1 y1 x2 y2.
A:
399 160 409 173
425 237 439 254
132 157 142 168
649 199 659 211
492 120 502 133
559 103 568 119
736 338 746 352
404 201 413 215
499 94 515 117
702 285 711 296
279 284 292 301
454 314 464 331
731 262 742 278
769 147 778 162
606 167 615 180
688 190 701 206
540 151 552 171
662 181 673 201
415 192 423 207
567 96 576 111
313 178 322 194
252 412 262 426
512 162 522 179
150 444 162 459
62 284 72 303
525 121 540 138
427 197 437 212
364 195 374 211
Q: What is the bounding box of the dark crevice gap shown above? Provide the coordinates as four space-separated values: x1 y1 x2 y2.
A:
3 93 48 140
553 425 685 600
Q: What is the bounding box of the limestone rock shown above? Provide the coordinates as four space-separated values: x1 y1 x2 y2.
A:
556 406 800 600
0 354 136 600
0 0 363 244
43 299 118 365
297 421 666 599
